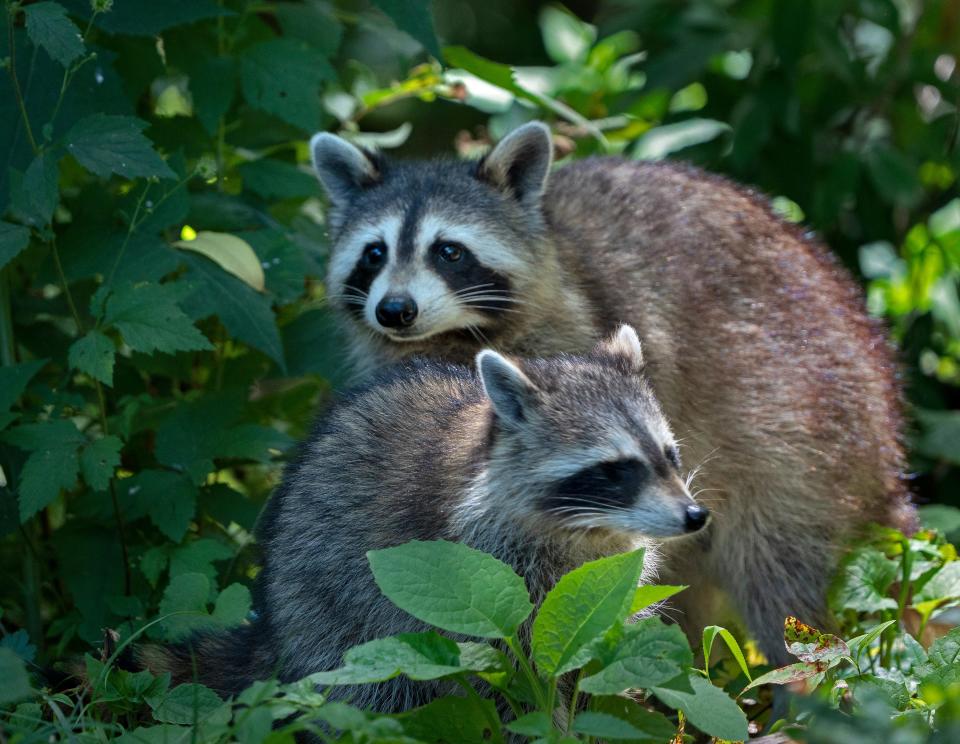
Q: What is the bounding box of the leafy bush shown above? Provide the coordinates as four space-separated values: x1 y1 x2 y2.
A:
1 0 959 741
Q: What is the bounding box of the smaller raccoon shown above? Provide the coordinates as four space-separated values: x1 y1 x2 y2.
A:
138 326 709 711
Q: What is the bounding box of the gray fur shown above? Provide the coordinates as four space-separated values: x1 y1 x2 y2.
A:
142 331 702 709
313 123 916 665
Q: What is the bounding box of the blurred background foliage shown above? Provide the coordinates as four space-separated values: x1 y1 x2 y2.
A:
0 0 959 718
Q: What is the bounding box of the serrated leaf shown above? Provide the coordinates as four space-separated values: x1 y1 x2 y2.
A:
63 0 229 36
0 649 33 705
927 626 960 668
367 540 533 639
156 572 212 640
238 159 318 201
169 538 233 581
532 548 645 676
24 2 85 67
653 674 749 741
80 435 122 491
373 0 441 59
830 548 900 613
310 632 466 686
0 629 37 663
505 712 552 737
151 683 225 725
579 617 692 694
11 152 60 228
180 253 284 367
174 231 264 292
103 282 212 355
0 359 46 411
66 114 176 180
212 583 252 626
68 330 116 385
123 470 198 542
7 421 84 522
0 221 32 271
589 696 677 743
240 39 334 132
784 615 850 664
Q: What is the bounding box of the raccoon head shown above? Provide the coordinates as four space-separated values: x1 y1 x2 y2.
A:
310 123 553 344
476 325 709 539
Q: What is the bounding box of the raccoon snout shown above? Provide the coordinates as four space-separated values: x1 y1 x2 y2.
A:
684 503 710 532
375 296 418 328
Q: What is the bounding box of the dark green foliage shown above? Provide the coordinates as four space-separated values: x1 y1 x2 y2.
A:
0 0 958 741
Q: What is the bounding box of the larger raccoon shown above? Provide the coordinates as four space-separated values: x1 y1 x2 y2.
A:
310 122 915 664
140 326 709 707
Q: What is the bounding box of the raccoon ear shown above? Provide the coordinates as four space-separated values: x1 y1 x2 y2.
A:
599 325 645 369
309 132 381 207
478 122 553 207
477 350 538 427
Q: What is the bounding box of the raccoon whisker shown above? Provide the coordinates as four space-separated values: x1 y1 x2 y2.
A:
463 305 525 315
451 283 498 297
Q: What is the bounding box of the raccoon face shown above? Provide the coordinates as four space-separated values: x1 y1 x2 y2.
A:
310 123 553 343
477 326 709 539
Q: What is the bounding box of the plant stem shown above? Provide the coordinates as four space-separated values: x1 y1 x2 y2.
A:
566 668 584 732
108 479 131 595
505 635 548 709
6 1 39 154
50 236 84 333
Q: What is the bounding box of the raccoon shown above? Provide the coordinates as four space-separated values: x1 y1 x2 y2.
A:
310 122 915 665
139 326 708 707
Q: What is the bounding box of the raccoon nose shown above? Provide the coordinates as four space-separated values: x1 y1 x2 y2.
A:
375 296 418 328
684 504 709 532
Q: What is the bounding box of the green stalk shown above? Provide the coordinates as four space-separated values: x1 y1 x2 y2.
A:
566 668 585 733
506 635 548 710
5 1 39 154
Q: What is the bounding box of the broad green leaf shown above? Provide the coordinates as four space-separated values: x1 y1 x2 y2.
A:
368 540 533 639
866 145 922 208
632 119 731 160
400 695 499 744
444 46 526 97
0 649 33 705
702 625 752 681
784 616 850 664
103 281 213 355
927 626 960 668
61 230 182 285
915 561 960 604
52 526 125 642
123 470 198 542
572 711 654 740
852 674 911 711
579 617 692 694
630 584 687 614
653 674 749 741
531 548 645 676
739 661 823 695
66 114 177 180
505 712 552 737
68 330 116 385
830 548 899 613
80 435 122 491
24 2 85 67
240 39 334 132
156 572 213 640
1 629 37 663
10 420 84 521
275 2 342 55
238 159 318 201
188 56 237 135
180 253 284 368
151 683 225 725
310 632 476 685
244 229 308 305
63 0 229 36
915 409 960 465
539 5 596 63
212 583 252 626
0 221 32 271
919 504 960 534
846 619 897 665
169 538 232 582
0 359 46 411
373 0 441 59
590 696 677 743
174 231 264 292
11 152 59 228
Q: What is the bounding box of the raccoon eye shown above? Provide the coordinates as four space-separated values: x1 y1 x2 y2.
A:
665 446 681 469
361 241 387 269
436 242 464 262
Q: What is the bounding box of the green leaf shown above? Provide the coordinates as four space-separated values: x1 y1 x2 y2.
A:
0 359 46 411
401 695 499 744
123 470 198 542
168 538 232 581
702 625 752 681
240 39 334 132
505 712 552 737
68 330 116 385
189 56 237 135
579 617 692 694
919 504 960 535
866 145 922 208
739 661 823 696
531 548 645 676
589 696 677 743
367 540 533 639
66 114 177 180
11 152 60 228
539 5 596 63
629 584 687 614
632 119 731 160
847 619 898 664
174 231 265 292
0 221 32 271
24 2 85 67
102 281 213 355
275 2 342 55
7 421 84 521
180 253 284 368
156 572 212 640
572 711 656 740
653 674 749 741
310 632 469 685
916 561 960 604
80 435 122 491
212 583 252 626
372 0 441 59
63 0 229 36
151 683 225 725
239 159 318 201
830 548 900 613
444 46 526 97
927 626 960 668
784 616 850 664
0 648 33 705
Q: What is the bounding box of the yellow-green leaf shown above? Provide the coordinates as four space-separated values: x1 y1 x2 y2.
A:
174 231 265 292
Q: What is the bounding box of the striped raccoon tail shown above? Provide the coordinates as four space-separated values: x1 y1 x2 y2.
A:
134 621 276 698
